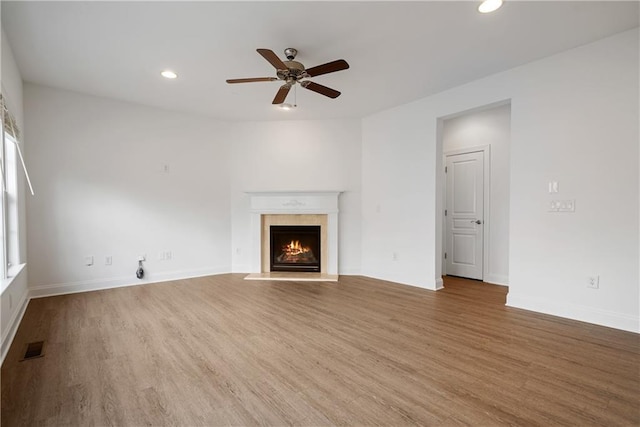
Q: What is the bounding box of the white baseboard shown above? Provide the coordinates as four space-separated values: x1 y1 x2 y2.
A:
29 266 229 299
1 286 29 364
435 277 444 290
485 274 509 286
360 269 440 291
338 268 361 276
507 292 639 333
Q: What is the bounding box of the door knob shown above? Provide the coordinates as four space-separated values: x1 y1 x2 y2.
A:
471 219 482 224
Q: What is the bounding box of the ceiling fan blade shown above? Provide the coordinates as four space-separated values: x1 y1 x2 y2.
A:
257 48 289 71
226 77 278 84
272 84 291 104
305 59 349 77
301 81 341 99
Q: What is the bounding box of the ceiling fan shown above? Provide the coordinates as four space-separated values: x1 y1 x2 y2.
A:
226 48 349 105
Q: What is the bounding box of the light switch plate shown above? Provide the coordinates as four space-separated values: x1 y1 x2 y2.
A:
549 199 575 213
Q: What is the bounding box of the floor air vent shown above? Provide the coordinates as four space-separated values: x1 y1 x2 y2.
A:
21 341 45 361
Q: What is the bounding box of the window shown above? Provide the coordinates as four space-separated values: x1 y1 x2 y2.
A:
1 92 33 281
2 132 20 277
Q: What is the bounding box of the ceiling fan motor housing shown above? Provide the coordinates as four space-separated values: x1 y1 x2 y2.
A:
277 60 307 83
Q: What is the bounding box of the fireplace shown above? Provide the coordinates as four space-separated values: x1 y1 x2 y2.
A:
270 225 321 272
245 191 340 281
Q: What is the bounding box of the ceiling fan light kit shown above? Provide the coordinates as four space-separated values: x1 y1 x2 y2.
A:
226 48 349 106
478 0 503 13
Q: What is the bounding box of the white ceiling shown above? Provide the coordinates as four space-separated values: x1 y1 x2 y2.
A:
2 1 638 121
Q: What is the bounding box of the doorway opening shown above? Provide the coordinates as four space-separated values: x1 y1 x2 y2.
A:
439 101 511 286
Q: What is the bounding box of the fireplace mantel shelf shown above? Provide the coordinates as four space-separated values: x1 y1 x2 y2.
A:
245 191 342 195
246 191 342 214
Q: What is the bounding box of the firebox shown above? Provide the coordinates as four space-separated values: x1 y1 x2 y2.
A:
270 225 321 272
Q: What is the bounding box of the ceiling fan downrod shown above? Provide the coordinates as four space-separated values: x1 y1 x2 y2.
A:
284 48 298 61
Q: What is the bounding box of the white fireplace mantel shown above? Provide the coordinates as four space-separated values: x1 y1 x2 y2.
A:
246 191 341 276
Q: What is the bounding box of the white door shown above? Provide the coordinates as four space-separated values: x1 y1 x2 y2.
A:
445 151 484 280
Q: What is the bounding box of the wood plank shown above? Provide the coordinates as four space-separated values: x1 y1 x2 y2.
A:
2 274 638 426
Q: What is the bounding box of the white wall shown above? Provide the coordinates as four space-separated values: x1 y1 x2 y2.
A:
506 29 638 332
23 85 363 292
362 28 639 332
1 29 30 362
25 84 232 296
362 103 440 288
229 119 362 274
442 104 511 285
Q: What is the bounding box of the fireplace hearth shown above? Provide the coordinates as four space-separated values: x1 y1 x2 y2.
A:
270 225 321 272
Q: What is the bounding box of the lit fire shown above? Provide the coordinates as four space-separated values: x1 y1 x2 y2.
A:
284 240 310 256
276 240 317 263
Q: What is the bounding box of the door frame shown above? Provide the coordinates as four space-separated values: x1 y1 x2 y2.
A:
443 144 491 281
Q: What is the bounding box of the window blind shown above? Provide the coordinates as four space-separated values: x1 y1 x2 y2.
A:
0 92 34 195
0 93 20 140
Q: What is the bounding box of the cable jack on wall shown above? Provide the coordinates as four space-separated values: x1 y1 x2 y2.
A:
136 257 145 279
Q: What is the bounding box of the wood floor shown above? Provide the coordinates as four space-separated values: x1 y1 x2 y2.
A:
2 274 638 426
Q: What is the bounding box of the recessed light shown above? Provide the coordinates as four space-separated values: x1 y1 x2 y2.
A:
161 70 178 79
478 0 503 13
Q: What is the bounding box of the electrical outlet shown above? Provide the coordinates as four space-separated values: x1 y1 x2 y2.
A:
587 276 599 289
165 251 172 260
105 256 112 266
392 252 398 261
84 256 94 266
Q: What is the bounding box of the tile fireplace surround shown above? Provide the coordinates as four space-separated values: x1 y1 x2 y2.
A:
245 191 341 281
